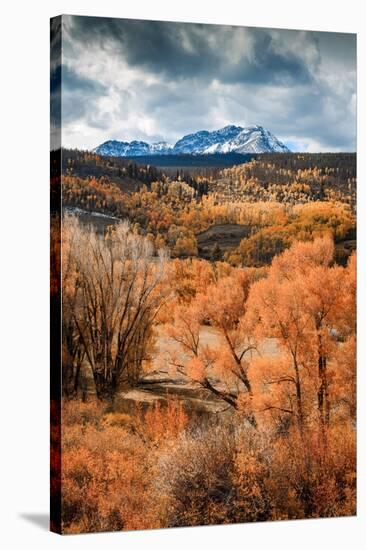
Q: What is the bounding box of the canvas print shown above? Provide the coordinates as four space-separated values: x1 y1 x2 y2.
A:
50 15 357 534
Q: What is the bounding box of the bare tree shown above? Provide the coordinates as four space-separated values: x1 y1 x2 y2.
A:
61 217 85 398
63 215 167 400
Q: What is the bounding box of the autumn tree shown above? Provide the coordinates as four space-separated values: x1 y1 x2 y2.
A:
168 270 257 423
173 235 198 258
247 275 309 430
247 237 355 433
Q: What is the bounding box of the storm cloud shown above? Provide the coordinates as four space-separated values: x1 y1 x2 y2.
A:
55 15 356 152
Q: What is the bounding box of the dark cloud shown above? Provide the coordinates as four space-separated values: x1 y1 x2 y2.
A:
61 66 108 125
221 29 316 86
62 65 106 95
65 16 315 86
58 15 356 152
50 16 62 149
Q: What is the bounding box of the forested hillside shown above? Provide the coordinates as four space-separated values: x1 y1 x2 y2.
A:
214 153 356 207
60 149 356 266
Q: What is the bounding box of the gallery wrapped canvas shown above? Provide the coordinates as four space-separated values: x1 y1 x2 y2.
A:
50 15 356 534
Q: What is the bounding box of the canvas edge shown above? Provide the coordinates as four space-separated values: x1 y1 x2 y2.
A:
50 14 63 535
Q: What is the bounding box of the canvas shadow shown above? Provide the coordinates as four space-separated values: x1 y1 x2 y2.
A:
20 513 49 531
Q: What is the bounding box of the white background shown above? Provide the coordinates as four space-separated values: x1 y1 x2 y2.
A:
0 0 365 548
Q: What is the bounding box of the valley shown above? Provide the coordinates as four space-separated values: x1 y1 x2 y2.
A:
56 146 356 532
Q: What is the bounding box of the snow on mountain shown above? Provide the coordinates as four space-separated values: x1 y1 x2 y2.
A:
173 125 245 154
149 141 171 154
94 125 289 157
94 139 172 157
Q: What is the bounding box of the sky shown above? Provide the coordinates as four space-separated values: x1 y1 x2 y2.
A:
51 15 357 152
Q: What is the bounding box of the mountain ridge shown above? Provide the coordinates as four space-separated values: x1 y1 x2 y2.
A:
94 125 290 157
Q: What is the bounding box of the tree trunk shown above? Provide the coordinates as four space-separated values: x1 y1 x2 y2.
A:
73 360 81 397
292 356 304 431
92 368 117 401
317 334 329 430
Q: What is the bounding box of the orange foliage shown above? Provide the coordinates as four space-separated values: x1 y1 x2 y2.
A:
61 398 188 533
246 237 355 431
168 237 355 437
136 399 188 445
59 235 356 531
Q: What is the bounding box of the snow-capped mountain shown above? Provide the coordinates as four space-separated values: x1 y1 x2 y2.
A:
94 125 289 157
94 139 172 157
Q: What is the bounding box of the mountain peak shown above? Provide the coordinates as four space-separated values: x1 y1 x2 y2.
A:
94 125 290 157
219 124 242 132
